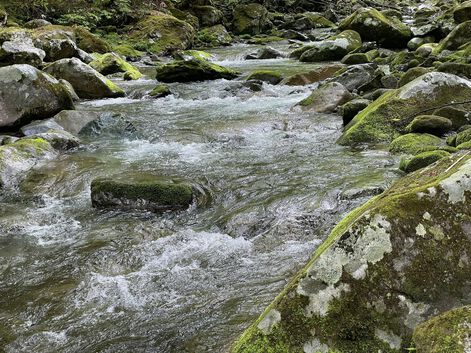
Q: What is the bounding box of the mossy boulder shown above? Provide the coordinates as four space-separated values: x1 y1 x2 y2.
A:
90 52 142 80
155 58 239 83
112 44 145 61
399 150 450 173
149 84 171 98
341 53 370 65
91 174 194 212
284 12 335 31
0 137 55 189
232 152 471 353
232 3 271 35
338 72 471 146
389 133 443 155
0 64 74 129
196 24 232 47
44 58 125 99
280 64 345 86
173 50 212 61
413 306 471 353
434 21 471 54
296 82 353 113
299 30 362 62
437 62 471 80
191 5 223 27
72 26 111 54
128 13 195 55
453 1 471 23
246 70 282 85
433 106 471 130
340 98 371 126
397 67 431 87
407 115 453 136
457 140 471 150
456 127 471 146
339 7 412 48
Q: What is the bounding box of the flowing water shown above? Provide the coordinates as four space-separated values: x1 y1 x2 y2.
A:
0 44 399 353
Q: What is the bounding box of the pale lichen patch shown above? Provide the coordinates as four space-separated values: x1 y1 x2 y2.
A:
375 329 402 350
257 309 281 335
439 158 471 204
303 338 329 353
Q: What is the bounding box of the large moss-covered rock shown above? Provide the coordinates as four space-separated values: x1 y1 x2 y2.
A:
399 150 450 173
232 3 271 35
90 52 142 80
338 72 471 146
283 12 335 31
0 64 74 128
232 152 471 353
91 174 194 212
0 137 56 189
407 115 453 136
155 58 238 83
246 70 282 85
129 13 195 55
296 82 353 113
299 30 362 62
196 24 232 47
413 306 471 353
389 133 444 155
191 5 223 27
44 58 125 99
434 21 471 54
280 64 345 86
339 7 412 48
433 106 471 130
73 26 111 54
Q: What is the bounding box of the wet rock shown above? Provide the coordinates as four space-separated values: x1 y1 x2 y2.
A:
407 115 453 136
413 305 471 353
433 106 471 130
279 30 308 41
399 150 450 173
52 110 102 135
339 72 471 145
299 30 362 62
24 19 52 29
339 7 412 48
341 52 369 65
246 46 284 60
173 49 213 61
328 64 381 92
0 137 56 189
196 24 232 47
283 12 335 31
296 82 353 113
407 36 434 51
340 98 371 126
191 5 223 27
246 70 282 85
0 64 74 129
339 185 385 200
0 40 46 67
91 174 194 212
59 79 80 101
20 119 64 136
155 58 239 83
31 129 80 151
128 13 195 55
434 21 471 53
76 49 93 64
389 133 443 155
453 1 471 24
44 58 125 99
150 84 172 98
397 67 431 87
90 52 142 80
77 112 138 138
232 3 271 35
232 153 471 353
280 64 344 86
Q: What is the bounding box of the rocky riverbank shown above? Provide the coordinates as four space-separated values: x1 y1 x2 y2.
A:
1 0 471 352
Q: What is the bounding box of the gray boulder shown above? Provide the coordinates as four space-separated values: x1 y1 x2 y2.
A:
0 40 46 67
296 82 353 113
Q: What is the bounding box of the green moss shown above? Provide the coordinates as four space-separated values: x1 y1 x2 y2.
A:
457 140 471 150
90 52 142 80
246 70 282 84
399 150 450 173
390 133 443 155
73 25 111 53
456 128 471 145
112 44 145 59
413 306 471 353
246 36 284 45
196 24 232 47
149 84 171 98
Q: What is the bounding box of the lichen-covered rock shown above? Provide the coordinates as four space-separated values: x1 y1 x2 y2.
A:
232 3 271 35
129 13 195 55
407 115 453 136
0 39 45 67
0 64 74 128
196 24 232 47
296 82 353 113
34 37 78 62
299 30 362 62
280 64 345 86
91 174 194 212
246 70 282 85
0 137 56 190
44 58 125 99
434 21 471 54
389 133 443 155
338 72 471 145
456 127 471 146
413 306 471 353
399 150 450 173
454 1 471 24
155 58 239 83
339 7 412 48
232 152 471 353
90 52 142 80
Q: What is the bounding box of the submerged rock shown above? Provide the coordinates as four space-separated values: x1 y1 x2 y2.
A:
155 58 239 83
338 72 471 145
296 82 353 113
44 58 125 99
339 7 412 48
91 174 194 212
232 152 471 353
413 306 471 353
246 70 282 85
0 64 74 129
